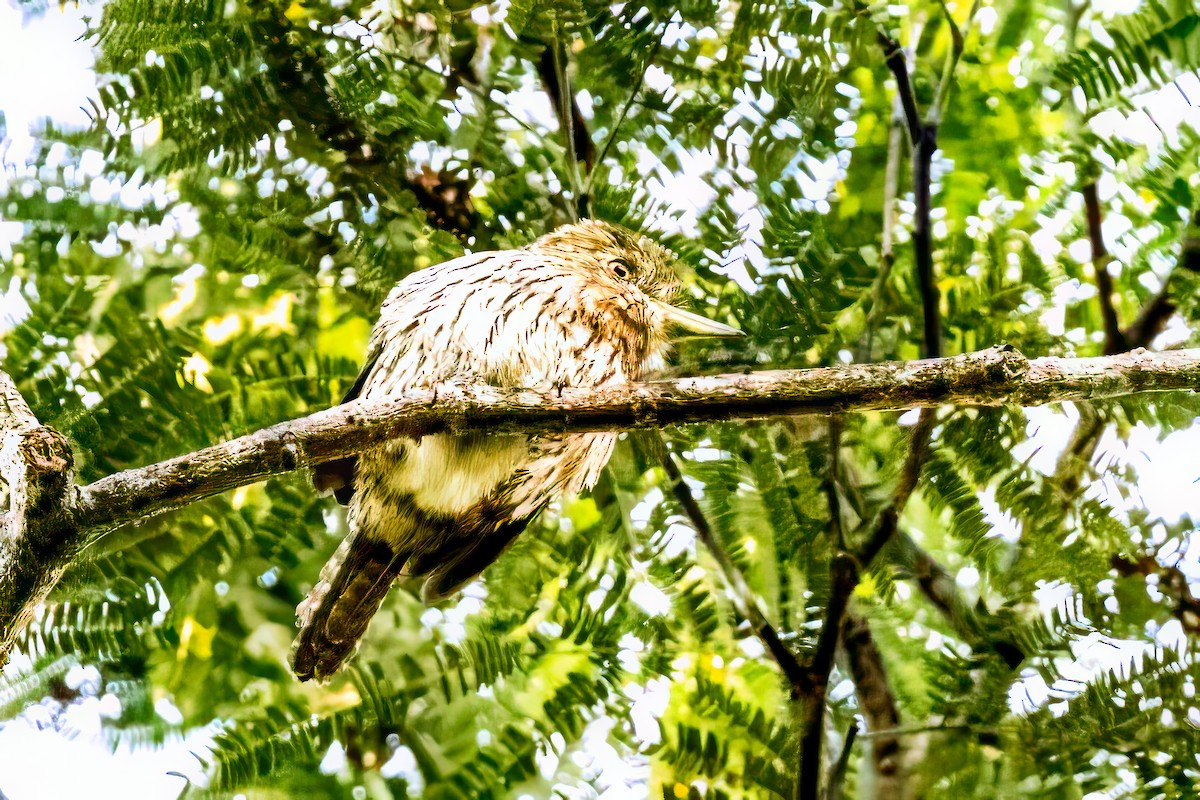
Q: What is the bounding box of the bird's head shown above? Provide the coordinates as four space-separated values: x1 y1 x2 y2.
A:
531 219 743 339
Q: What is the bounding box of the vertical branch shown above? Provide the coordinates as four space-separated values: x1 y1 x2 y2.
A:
929 0 981 124
825 419 845 550
795 553 859 800
912 125 941 359
878 28 940 360
858 408 937 569
877 34 921 144
796 19 969 795
823 723 859 800
1082 182 1127 354
0 370 77 667
861 94 904 361
841 612 905 797
659 443 809 693
539 24 593 219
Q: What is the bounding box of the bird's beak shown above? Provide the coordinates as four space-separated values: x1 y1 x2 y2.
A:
657 302 744 337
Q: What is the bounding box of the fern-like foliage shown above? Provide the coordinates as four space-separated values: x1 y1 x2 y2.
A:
1054 0 1200 106
5 0 1200 796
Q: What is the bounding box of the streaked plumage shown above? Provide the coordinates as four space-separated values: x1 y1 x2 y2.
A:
291 219 740 681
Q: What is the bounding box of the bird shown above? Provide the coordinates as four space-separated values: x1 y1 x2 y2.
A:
291 219 741 681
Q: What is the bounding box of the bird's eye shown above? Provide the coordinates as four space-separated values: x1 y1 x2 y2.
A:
611 259 629 278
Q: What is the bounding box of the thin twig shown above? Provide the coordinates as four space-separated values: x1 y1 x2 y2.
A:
1082 182 1127 354
826 418 846 551
1125 283 1177 347
580 33 665 201
877 32 921 145
392 52 546 140
861 90 905 361
858 407 937 569
890 529 1025 667
545 21 588 220
929 0 981 123
660 443 810 693
823 722 859 800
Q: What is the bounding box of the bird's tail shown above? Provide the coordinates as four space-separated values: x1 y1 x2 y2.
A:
290 535 406 682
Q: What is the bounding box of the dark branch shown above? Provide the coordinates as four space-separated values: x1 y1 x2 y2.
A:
538 46 596 180
1184 208 1200 274
1124 285 1177 348
841 612 905 795
913 125 941 359
890 529 1024 667
796 552 859 800
823 722 859 800
876 30 940 359
858 407 937 568
1050 206 1197 517
660 447 810 693
1081 182 1127 354
877 33 921 145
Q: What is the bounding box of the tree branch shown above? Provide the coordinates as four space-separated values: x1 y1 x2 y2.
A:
877 33 921 145
888 529 1024 667
795 552 859 800
841 612 905 797
76 345 1200 533
877 28 941 360
913 128 941 358
1081 182 1127 354
1120 205 1197 347
857 407 938 569
580 34 664 204
929 0 981 123
0 373 76 668
1 346 1199 664
537 45 596 175
660 446 810 694
539 38 594 219
823 722 859 800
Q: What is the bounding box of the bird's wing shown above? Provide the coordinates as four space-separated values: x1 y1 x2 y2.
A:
311 346 381 505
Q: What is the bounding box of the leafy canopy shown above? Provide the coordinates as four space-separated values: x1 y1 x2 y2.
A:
2 0 1199 797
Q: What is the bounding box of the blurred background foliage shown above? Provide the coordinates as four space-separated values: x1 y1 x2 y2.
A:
2 0 1200 797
